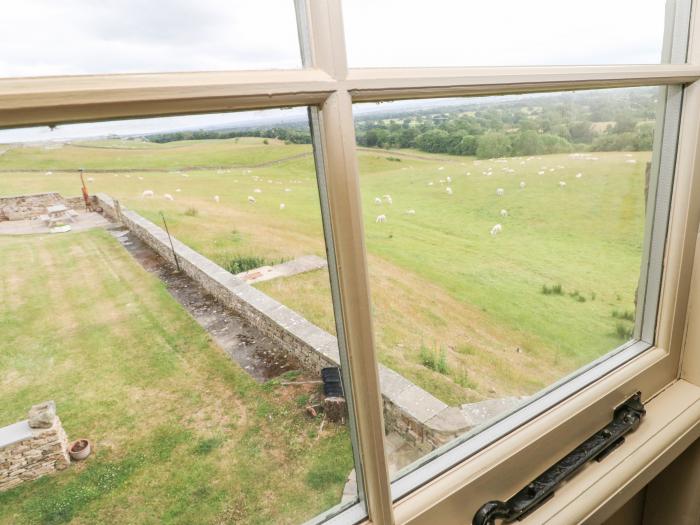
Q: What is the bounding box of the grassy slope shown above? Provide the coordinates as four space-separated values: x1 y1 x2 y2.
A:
0 138 646 405
0 230 352 525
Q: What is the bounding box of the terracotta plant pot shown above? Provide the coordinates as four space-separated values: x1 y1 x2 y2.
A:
69 439 91 460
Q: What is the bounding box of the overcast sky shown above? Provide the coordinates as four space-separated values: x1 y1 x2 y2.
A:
0 0 668 143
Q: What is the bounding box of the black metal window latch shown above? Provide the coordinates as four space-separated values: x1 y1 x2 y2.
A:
472 392 646 525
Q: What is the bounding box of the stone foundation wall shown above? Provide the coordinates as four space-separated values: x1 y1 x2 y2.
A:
0 402 70 492
95 193 474 451
0 193 87 221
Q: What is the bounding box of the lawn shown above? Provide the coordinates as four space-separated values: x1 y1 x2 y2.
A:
0 138 647 405
0 230 352 525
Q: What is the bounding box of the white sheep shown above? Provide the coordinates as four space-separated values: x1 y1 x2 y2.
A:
500 209 508 217
163 193 174 201
142 190 154 198
376 214 386 223
45 171 53 176
284 188 292 192
446 176 452 183
538 170 545 175
383 195 393 204
575 173 583 179
280 203 286 210
87 177 94 182
438 166 445 171
406 209 416 215
213 195 220 203
490 224 503 236
176 188 181 192
519 181 526 189
247 196 256 203
427 181 434 186
374 197 382 205
446 187 453 195
625 159 637 164
253 188 262 193
559 181 567 187
496 188 505 196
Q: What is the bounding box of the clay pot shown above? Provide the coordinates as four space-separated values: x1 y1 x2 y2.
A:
69 439 91 460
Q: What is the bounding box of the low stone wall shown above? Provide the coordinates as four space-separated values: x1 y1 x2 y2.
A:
0 402 70 492
95 193 474 451
0 192 87 221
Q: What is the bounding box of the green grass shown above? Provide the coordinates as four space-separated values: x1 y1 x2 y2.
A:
0 230 352 525
0 137 647 405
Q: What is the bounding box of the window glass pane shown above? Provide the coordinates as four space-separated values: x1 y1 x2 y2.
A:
343 0 670 67
0 109 358 522
343 86 660 479
0 1 300 77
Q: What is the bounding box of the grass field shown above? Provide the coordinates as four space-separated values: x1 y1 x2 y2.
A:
0 230 352 525
0 137 648 405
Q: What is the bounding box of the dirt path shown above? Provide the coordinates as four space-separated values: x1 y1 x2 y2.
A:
356 147 465 163
108 226 302 381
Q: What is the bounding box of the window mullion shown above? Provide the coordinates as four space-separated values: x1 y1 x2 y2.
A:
296 0 394 523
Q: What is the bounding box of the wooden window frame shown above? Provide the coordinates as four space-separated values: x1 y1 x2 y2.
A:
2 1 700 523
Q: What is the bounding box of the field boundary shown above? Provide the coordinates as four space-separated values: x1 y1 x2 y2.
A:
94 192 480 452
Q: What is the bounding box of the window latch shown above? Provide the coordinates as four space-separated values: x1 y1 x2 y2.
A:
472 392 645 525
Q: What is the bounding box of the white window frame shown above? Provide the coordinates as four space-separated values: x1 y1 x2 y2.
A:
2 1 700 523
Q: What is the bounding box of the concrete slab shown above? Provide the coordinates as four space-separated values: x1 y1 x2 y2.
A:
0 211 110 236
238 255 327 284
0 420 32 450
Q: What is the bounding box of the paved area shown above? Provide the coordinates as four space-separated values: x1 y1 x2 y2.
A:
237 254 327 284
0 212 110 235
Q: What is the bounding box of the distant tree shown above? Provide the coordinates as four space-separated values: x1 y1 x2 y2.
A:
476 132 512 159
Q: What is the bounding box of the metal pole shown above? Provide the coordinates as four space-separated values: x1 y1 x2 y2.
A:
159 211 181 272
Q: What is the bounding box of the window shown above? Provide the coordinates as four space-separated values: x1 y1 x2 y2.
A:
0 0 301 77
0 1 698 524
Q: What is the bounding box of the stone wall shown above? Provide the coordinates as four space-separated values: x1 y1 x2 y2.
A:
0 193 87 221
0 402 70 492
95 193 475 452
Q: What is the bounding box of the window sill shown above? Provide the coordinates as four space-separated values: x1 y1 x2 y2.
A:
389 376 700 525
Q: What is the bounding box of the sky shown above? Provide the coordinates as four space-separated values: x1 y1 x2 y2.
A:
0 0 669 143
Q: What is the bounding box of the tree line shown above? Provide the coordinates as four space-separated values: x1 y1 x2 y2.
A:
355 88 657 158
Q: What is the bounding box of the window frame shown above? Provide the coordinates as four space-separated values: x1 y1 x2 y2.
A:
1 1 700 523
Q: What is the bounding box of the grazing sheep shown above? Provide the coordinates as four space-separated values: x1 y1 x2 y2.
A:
496 188 504 196
142 190 154 198
247 196 256 203
176 188 181 192
538 170 545 175
446 187 453 195
213 195 220 203
374 197 382 205
280 203 286 210
181 173 188 177
253 188 262 193
490 224 503 236
383 194 393 204
559 181 567 187
406 209 416 215
519 181 526 189
500 209 508 217
87 177 94 182
625 159 637 164
138 176 143 180
466 171 471 175
284 188 292 192
125 175 131 179
163 193 174 201
376 214 386 223
45 171 53 176
575 173 583 179
438 166 444 171
439 179 445 184
427 181 434 186
446 176 452 183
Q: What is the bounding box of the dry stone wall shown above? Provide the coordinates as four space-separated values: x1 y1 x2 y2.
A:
0 193 86 221
95 193 480 452
0 401 70 492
